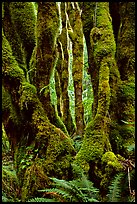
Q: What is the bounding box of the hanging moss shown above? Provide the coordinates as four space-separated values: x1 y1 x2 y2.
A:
2 2 4 19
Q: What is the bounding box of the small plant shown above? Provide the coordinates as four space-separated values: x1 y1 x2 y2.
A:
107 149 135 202
2 164 20 202
107 173 123 202
73 135 83 152
38 177 99 202
27 197 57 202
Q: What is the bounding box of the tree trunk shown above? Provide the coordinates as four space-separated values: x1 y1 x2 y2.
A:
31 2 68 135
2 3 76 201
74 2 135 198
67 2 85 136
56 2 75 135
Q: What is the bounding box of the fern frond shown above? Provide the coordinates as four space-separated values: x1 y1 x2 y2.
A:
2 195 9 202
39 176 99 202
71 176 99 199
39 180 83 202
2 165 17 179
27 197 57 202
41 188 71 202
107 173 123 202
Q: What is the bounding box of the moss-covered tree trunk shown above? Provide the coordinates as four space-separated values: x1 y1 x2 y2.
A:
55 2 75 136
114 2 135 154
33 2 59 123
75 2 135 198
79 2 99 118
74 2 127 198
2 2 36 81
31 2 68 135
67 2 85 136
75 2 114 167
2 2 76 201
55 68 62 117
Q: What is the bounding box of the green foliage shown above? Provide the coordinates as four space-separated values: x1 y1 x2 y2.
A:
83 39 93 124
107 144 135 202
18 144 39 171
2 124 10 154
127 143 135 152
107 173 123 202
73 135 83 152
68 46 76 125
2 163 20 202
38 176 99 202
107 169 135 202
37 164 99 202
50 69 57 106
27 197 57 202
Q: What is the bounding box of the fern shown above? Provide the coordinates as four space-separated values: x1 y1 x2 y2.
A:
40 188 72 202
27 197 57 202
2 163 20 202
38 176 99 202
107 173 123 202
73 135 83 152
127 143 135 152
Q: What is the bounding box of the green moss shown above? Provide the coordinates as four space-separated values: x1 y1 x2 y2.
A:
74 118 111 172
2 86 20 126
101 151 123 171
117 2 135 80
118 81 135 101
90 4 116 65
9 2 36 65
3 3 27 75
36 2 59 51
21 159 51 202
100 151 124 195
2 31 25 82
2 2 4 19
19 82 37 110
54 110 69 136
15 102 76 199
109 120 135 157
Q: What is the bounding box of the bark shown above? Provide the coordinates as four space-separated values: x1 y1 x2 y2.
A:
32 2 68 135
67 2 85 136
56 2 75 135
79 2 98 118
55 69 62 117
